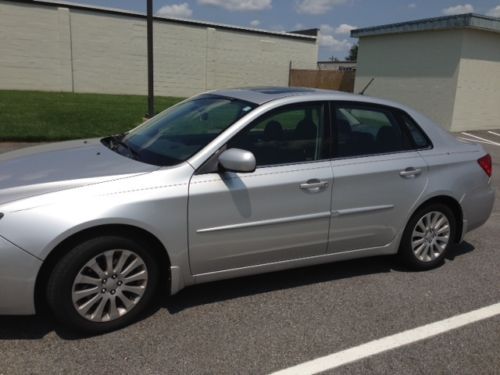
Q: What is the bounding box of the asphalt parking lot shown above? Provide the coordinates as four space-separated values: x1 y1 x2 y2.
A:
0 131 499 375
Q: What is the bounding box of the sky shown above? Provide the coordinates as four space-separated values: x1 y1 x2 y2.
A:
65 0 500 60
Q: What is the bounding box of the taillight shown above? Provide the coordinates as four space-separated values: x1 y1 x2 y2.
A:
478 154 492 177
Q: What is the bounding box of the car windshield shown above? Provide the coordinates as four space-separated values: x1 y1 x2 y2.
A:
103 95 256 166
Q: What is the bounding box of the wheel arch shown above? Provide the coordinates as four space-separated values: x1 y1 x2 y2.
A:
409 195 463 244
34 224 171 314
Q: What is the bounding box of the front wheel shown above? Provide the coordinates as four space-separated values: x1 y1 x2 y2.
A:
46 235 160 334
399 203 456 270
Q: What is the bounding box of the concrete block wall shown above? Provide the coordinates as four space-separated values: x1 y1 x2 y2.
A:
354 30 463 130
0 2 73 91
451 30 500 131
0 1 318 97
354 27 500 131
69 10 149 95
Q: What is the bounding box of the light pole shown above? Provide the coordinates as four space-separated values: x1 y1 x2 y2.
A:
147 0 154 118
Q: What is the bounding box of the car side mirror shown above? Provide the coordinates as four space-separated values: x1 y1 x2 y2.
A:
218 148 256 173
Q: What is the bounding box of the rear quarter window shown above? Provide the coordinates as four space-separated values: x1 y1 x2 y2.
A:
398 112 432 149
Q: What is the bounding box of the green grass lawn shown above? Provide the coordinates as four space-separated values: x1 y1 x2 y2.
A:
0 90 184 142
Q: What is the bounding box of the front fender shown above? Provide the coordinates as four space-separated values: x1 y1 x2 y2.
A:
0 176 192 287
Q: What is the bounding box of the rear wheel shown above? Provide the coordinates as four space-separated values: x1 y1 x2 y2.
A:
46 235 159 334
399 203 456 270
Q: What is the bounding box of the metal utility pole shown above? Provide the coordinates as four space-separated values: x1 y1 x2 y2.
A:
147 0 154 117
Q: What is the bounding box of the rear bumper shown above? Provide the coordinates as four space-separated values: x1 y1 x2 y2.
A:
0 235 41 315
461 183 495 237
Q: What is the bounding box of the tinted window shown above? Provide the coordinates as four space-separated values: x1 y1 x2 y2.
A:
228 103 328 166
334 104 413 158
117 95 256 166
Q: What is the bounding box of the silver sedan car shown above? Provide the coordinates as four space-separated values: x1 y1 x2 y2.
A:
0 88 494 333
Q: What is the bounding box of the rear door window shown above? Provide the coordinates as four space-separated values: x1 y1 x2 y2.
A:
333 103 413 158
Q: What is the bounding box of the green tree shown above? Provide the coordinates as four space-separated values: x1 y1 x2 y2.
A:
346 44 358 61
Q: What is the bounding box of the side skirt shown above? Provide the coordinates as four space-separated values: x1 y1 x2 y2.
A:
191 243 397 285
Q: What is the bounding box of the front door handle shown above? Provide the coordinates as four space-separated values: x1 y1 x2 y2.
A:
400 167 422 178
300 179 329 193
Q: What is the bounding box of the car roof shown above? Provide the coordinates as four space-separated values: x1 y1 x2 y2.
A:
206 87 361 105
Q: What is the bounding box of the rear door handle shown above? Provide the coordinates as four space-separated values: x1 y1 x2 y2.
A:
300 179 329 192
400 167 422 178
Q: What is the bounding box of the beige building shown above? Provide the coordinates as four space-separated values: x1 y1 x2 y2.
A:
352 14 500 132
0 0 318 97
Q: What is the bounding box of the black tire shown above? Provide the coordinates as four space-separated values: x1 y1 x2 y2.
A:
398 203 456 270
46 235 160 334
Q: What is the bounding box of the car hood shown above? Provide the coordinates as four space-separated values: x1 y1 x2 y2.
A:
0 138 158 206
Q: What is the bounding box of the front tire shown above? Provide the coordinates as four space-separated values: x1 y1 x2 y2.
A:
399 203 456 270
46 235 159 334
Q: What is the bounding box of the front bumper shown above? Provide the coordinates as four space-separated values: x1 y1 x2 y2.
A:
0 235 42 315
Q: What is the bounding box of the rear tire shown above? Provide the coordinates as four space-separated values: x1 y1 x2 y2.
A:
46 235 159 334
398 203 456 270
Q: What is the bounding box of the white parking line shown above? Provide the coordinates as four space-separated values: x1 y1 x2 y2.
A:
270 302 500 375
461 132 500 146
458 137 493 145
488 130 500 137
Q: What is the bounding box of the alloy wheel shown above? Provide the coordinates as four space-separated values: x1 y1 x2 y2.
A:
411 211 450 262
71 249 149 322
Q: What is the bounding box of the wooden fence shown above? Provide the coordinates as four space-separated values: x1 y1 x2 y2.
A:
289 69 355 92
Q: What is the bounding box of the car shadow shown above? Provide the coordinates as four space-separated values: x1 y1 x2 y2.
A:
162 241 475 314
0 241 475 340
